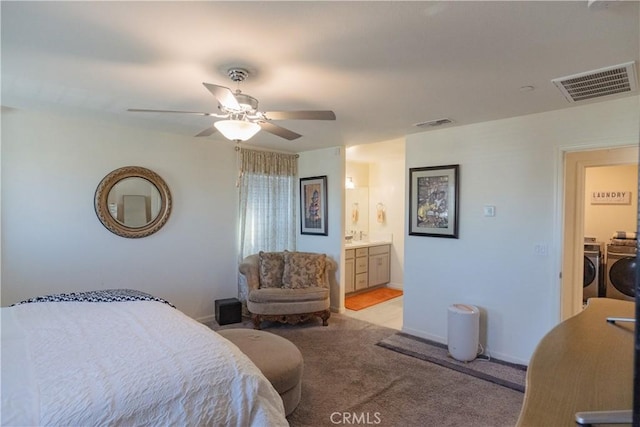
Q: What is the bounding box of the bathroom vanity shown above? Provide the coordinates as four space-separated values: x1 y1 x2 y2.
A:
344 242 391 294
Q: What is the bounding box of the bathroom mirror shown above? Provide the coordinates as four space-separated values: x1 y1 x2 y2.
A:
94 166 172 238
345 187 369 239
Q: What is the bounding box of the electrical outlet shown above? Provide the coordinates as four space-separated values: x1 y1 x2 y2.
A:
534 244 548 256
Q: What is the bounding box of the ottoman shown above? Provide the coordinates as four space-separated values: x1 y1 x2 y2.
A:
217 329 303 416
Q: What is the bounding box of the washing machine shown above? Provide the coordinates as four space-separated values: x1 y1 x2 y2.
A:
583 242 603 301
605 243 637 301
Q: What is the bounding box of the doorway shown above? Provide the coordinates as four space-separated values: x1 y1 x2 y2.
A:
561 146 639 320
344 139 406 327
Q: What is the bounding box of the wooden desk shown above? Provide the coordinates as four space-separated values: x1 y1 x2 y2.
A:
517 298 634 426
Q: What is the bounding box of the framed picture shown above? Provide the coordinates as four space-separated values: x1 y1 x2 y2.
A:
300 175 328 235
409 165 459 238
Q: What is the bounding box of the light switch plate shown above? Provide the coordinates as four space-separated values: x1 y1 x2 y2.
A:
483 205 496 217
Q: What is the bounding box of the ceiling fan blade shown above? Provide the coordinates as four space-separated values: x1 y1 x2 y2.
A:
263 110 336 120
128 108 215 115
195 126 218 137
259 122 302 141
202 83 241 110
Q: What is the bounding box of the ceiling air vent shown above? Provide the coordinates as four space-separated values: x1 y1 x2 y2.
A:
552 61 638 103
414 118 453 128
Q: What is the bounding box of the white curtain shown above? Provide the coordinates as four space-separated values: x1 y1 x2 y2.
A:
237 148 298 261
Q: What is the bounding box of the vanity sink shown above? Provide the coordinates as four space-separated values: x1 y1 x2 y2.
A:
345 240 378 248
345 233 392 248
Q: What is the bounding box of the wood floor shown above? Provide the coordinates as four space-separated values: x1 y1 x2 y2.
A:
343 295 403 330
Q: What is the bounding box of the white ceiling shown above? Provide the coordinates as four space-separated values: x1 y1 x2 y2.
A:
2 1 639 153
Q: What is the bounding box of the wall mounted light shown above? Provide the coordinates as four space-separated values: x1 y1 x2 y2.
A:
345 177 355 189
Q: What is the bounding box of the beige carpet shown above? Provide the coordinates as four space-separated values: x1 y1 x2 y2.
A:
210 313 524 426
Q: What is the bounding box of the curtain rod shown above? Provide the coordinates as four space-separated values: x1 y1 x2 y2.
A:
235 146 299 158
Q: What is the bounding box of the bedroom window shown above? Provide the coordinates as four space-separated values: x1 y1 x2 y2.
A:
237 148 298 260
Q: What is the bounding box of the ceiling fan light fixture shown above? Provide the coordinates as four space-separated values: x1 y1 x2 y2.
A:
214 119 261 142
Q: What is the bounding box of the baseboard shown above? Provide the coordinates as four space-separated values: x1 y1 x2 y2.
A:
386 282 403 291
480 348 529 366
401 326 446 345
400 325 529 366
196 314 216 324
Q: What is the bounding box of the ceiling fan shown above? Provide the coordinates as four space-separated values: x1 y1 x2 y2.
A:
128 68 336 142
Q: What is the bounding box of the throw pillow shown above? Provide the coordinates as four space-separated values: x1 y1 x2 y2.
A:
258 251 285 288
282 250 326 289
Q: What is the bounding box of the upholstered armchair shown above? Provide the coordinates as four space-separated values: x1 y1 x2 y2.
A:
238 250 337 329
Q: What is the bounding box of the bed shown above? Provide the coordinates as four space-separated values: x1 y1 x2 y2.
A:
1 289 288 426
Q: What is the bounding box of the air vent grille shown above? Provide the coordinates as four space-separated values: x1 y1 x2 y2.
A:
414 118 453 128
552 62 637 103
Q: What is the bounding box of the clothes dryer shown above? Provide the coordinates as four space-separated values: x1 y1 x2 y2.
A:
605 244 637 301
583 242 603 301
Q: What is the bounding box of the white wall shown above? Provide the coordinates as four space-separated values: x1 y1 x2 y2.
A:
404 95 639 364
345 162 369 191
1 109 238 321
298 147 344 312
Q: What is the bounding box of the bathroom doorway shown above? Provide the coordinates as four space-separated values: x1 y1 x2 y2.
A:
345 139 406 328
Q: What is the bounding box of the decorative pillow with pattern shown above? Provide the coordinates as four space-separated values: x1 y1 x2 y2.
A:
258 251 285 288
282 250 326 289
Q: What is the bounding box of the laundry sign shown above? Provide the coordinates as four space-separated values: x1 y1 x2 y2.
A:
591 190 632 205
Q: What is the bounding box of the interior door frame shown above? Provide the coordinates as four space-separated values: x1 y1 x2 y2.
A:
560 145 639 320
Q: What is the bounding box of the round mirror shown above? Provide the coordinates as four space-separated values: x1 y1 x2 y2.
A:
95 166 172 238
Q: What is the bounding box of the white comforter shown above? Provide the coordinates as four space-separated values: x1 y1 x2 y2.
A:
1 300 288 426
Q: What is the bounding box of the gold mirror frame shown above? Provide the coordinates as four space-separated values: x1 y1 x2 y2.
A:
94 166 172 238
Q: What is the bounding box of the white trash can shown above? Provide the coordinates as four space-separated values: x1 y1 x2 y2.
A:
447 304 480 362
